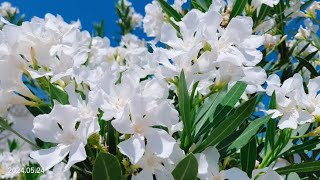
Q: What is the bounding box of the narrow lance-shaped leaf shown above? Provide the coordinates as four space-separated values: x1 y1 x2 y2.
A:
191 0 210 11
296 56 319 78
228 115 272 152
294 50 318 74
194 96 258 153
49 83 69 105
257 4 270 23
284 138 320 156
172 153 198 180
217 126 246 158
265 92 277 153
92 152 122 180
178 70 193 147
194 81 247 139
276 161 320 175
157 0 182 21
240 137 257 177
229 0 248 20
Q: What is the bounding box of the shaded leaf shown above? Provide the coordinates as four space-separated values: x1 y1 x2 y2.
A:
93 152 122 180
194 82 247 139
172 153 198 180
157 0 182 21
230 0 248 20
49 83 69 105
178 70 193 146
194 96 257 153
228 115 271 152
241 137 257 177
276 161 320 175
296 56 318 78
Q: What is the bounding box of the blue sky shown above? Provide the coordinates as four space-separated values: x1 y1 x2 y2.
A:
7 0 152 45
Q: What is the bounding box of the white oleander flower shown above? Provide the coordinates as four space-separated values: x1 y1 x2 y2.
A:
306 1 320 17
131 143 184 180
284 0 304 18
0 2 19 17
30 101 99 171
195 146 249 180
264 34 281 49
266 74 320 129
295 19 319 39
131 148 175 180
156 6 266 94
111 95 177 164
143 1 165 38
251 0 279 13
0 13 91 84
173 0 187 13
91 72 139 120
255 18 276 34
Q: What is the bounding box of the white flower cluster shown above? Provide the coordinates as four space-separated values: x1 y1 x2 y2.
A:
266 74 320 129
0 2 18 17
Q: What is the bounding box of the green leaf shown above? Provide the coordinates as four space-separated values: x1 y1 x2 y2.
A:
194 96 257 153
107 121 117 155
49 83 69 105
240 137 257 177
194 81 247 139
296 56 318 78
157 0 182 21
93 152 122 180
284 138 320 156
228 115 271 152
216 126 246 158
294 50 318 74
229 0 248 20
193 92 225 137
179 70 193 147
191 0 210 11
265 92 277 153
276 161 320 175
257 4 270 22
172 153 198 180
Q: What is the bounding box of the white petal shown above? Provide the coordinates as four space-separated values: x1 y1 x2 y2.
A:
32 114 63 143
145 129 176 158
132 169 153 180
257 167 283 180
220 16 253 45
195 146 220 179
308 76 320 96
160 23 182 48
64 142 87 171
297 110 314 125
220 168 250 180
111 107 134 134
154 169 175 180
118 135 145 164
30 144 69 171
50 102 80 133
278 111 298 129
265 109 283 118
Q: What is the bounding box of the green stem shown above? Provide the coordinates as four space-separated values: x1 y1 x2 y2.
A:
0 119 39 149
